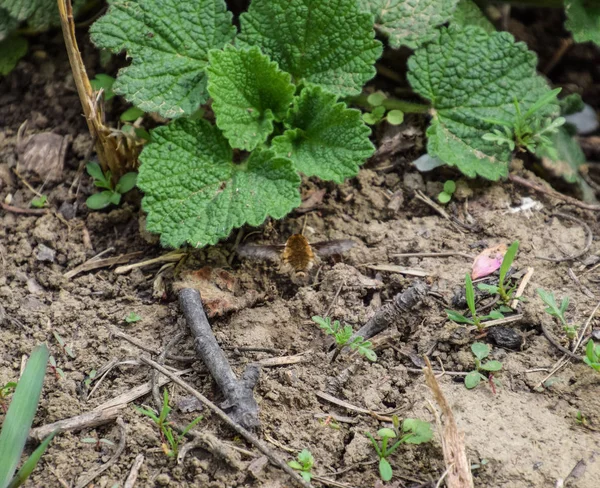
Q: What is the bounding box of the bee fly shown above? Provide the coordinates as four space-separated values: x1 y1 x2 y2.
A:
236 234 355 282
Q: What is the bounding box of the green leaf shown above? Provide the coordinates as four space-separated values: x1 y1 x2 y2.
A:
465 273 476 316
377 428 396 439
125 312 142 323
480 360 503 372
363 107 385 125
0 344 48 488
90 0 236 118
137 119 301 248
386 110 404 125
445 309 473 325
207 46 295 150
120 106 145 122
500 241 519 286
30 195 47 208
438 192 451 204
362 348 377 362
402 419 433 444
90 74 116 101
367 92 386 107
477 283 499 294
559 94 584 116
537 127 586 185
443 180 456 194
116 172 138 194
565 0 600 46
86 162 107 184
272 86 374 183
471 342 489 361
464 371 482 389
297 449 314 468
0 10 19 42
300 472 312 482
0 0 86 30
7 431 56 488
379 457 393 481
451 0 495 33
238 0 382 97
560 296 570 315
408 26 558 180
86 191 115 210
288 461 303 470
0 35 27 76
360 0 460 49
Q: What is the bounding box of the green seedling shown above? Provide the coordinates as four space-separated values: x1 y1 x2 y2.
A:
312 316 377 362
464 342 503 390
135 389 203 458
438 180 456 204
583 340 600 372
536 288 577 341
0 344 57 488
125 312 142 324
90 74 116 101
318 416 340 430
47 356 65 381
477 240 519 304
85 162 137 210
446 273 483 329
288 449 314 482
575 411 588 426
82 435 115 451
30 195 47 208
483 90 565 160
366 419 433 482
53 332 75 359
362 91 404 126
0 382 17 413
83 370 97 389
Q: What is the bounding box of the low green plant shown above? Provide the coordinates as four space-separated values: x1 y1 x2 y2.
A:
536 288 577 341
0 344 57 488
477 240 519 304
125 312 142 324
47 356 65 380
85 162 137 210
287 449 314 482
0 382 16 413
135 389 203 458
83 369 97 389
312 316 377 362
583 340 600 372
464 342 503 390
575 410 588 426
361 91 404 126
365 419 433 482
53 332 75 359
438 180 456 204
81 434 115 450
30 195 47 208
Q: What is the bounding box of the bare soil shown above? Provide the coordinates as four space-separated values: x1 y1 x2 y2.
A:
1 15 600 488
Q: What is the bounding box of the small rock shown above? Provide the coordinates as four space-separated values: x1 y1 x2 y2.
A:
17 132 68 183
0 164 14 190
177 395 203 413
35 243 56 262
26 278 44 294
403 172 425 193
155 473 171 486
565 103 599 135
58 201 76 220
487 326 523 350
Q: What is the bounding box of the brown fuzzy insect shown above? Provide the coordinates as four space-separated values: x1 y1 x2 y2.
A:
237 234 355 281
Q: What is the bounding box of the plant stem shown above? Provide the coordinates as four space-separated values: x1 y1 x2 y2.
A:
350 94 430 114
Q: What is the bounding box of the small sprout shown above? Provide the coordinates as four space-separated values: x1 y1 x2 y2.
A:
120 106 145 122
386 109 404 125
464 343 503 390
477 240 519 304
30 195 47 208
536 288 577 341
438 180 456 204
86 161 137 210
82 435 115 450
312 316 376 361
135 389 203 458
53 331 75 358
318 416 340 430
288 449 314 482
583 340 600 372
367 92 386 107
366 419 433 481
125 312 142 323
48 355 65 380
83 369 97 388
575 411 587 426
362 105 386 125
0 381 17 413
446 273 482 330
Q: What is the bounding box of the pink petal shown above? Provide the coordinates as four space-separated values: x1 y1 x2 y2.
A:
472 244 507 280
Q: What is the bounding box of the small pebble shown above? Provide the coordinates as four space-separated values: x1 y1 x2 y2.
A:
35 243 56 262
487 326 523 350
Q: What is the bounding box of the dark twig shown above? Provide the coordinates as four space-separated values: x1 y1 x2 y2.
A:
140 356 313 488
352 280 429 341
536 213 593 263
540 323 581 360
179 288 260 429
0 202 48 215
152 331 185 410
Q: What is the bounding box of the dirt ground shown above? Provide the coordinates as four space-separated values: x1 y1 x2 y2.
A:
1 9 600 488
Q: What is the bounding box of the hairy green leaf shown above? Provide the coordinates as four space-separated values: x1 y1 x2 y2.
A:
566 0 600 46
238 0 382 97
207 46 295 150
137 119 301 248
471 342 489 361
402 419 433 444
360 0 459 49
90 0 236 118
0 0 85 30
0 10 19 41
0 35 27 76
379 458 393 481
480 360 503 372
464 371 484 389
272 87 374 183
408 26 557 180
451 0 494 33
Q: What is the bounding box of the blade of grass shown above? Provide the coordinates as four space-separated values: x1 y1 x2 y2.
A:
499 241 519 287
6 432 57 488
0 344 49 488
465 273 476 317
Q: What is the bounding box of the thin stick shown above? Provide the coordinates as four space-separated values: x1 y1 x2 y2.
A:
257 351 312 367
511 267 534 309
124 454 144 488
573 300 600 353
324 281 345 317
0 202 48 215
152 332 185 410
75 417 127 488
414 190 465 233
314 391 398 422
474 314 524 330
509 174 600 211
540 324 581 360
567 268 595 299
114 251 186 274
139 356 313 488
64 251 143 279
536 213 593 262
392 252 474 259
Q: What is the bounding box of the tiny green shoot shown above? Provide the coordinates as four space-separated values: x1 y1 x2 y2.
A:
135 389 203 458
446 273 483 330
83 369 97 389
312 316 377 362
464 342 503 390
477 240 519 304
86 162 137 210
48 356 65 380
0 382 17 413
438 180 456 204
82 435 115 450
365 419 433 482
30 195 47 208
125 312 142 324
583 340 600 372
362 91 404 126
536 288 577 341
288 449 314 482
575 411 588 426
53 332 75 359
